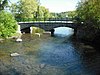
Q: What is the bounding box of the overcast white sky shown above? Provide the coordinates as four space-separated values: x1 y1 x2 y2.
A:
10 0 81 13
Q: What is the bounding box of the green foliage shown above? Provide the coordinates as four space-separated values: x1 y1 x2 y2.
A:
32 27 44 33
38 6 50 21
67 11 77 18
16 18 34 22
10 0 38 18
19 0 38 18
10 3 18 17
0 0 8 10
49 11 76 19
10 0 50 21
0 11 18 38
76 0 100 29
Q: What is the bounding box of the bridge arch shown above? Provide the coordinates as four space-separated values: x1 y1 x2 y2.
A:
54 27 74 35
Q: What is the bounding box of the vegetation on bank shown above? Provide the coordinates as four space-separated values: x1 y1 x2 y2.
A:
50 11 76 19
0 0 17 38
75 0 100 48
0 11 18 38
76 0 100 29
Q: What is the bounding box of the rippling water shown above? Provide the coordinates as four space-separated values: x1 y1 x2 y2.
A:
0 27 100 75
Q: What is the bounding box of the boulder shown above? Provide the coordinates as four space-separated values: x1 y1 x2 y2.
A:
10 53 20 57
16 38 22 42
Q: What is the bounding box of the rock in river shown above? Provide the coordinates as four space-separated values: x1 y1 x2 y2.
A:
10 53 20 57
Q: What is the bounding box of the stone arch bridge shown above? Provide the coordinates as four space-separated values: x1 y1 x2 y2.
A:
18 21 77 35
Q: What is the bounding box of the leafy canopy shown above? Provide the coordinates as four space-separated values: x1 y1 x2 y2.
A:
16 0 38 18
10 0 51 21
0 0 8 10
0 11 18 38
76 0 100 29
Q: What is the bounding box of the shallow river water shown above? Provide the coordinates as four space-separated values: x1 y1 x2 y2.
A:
0 28 100 75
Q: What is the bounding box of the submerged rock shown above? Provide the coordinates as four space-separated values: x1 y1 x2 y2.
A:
39 63 46 69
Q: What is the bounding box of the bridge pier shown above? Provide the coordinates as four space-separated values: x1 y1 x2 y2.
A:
17 25 21 33
73 29 77 36
30 27 33 34
50 29 55 37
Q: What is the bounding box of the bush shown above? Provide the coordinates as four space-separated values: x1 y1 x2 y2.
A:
0 11 18 38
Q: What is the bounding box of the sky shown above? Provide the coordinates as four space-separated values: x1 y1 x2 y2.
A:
10 0 81 13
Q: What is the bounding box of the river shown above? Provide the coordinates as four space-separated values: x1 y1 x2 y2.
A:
0 27 100 75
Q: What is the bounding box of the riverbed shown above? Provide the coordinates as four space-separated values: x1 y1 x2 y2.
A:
0 28 100 75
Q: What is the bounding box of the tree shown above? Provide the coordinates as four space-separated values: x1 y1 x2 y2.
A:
16 0 38 18
0 0 8 10
10 3 18 17
39 6 50 21
76 0 100 29
75 0 100 42
49 11 76 19
10 0 50 21
0 11 18 38
67 11 77 18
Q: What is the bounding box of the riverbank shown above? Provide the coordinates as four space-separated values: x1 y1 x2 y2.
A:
72 34 100 52
0 33 22 43
74 23 100 51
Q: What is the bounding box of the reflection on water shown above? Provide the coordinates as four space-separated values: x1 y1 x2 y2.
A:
0 27 100 75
